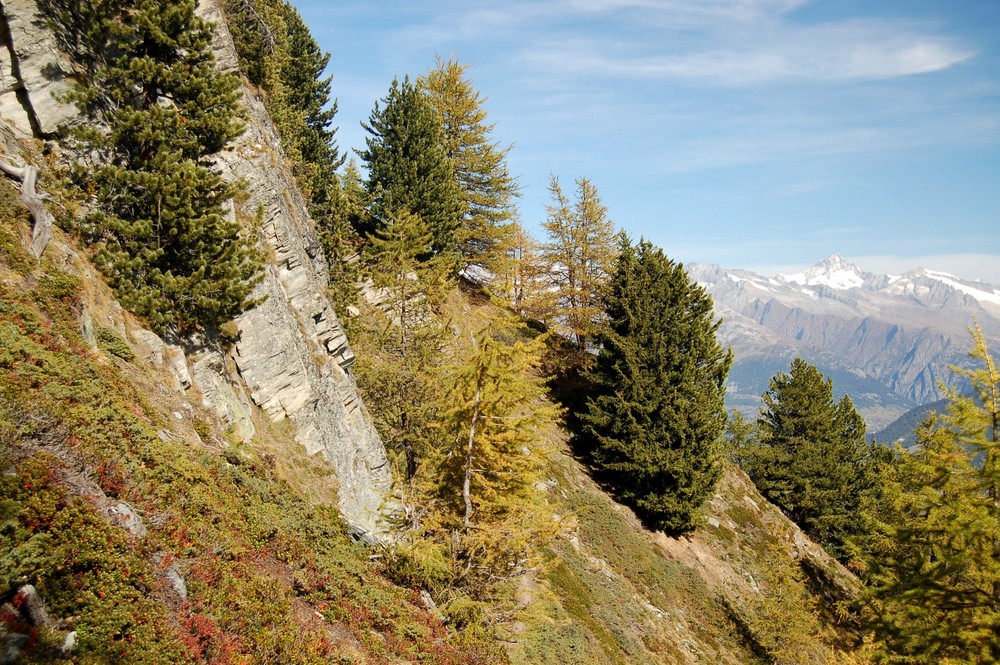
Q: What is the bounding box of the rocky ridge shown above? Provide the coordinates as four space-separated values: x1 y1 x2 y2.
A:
0 0 390 536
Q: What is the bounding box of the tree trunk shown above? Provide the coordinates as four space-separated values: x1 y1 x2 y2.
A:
463 383 482 531
0 160 52 258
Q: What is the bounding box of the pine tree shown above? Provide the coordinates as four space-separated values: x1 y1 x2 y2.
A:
418 57 519 277
858 325 1000 662
358 77 462 257
581 238 731 534
57 0 263 335
280 4 343 172
223 0 343 181
539 175 617 351
743 359 877 556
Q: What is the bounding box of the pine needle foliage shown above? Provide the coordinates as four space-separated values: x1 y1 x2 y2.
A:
857 325 1000 663
418 57 520 277
737 359 882 558
581 238 731 534
224 0 345 189
46 0 264 335
359 77 463 257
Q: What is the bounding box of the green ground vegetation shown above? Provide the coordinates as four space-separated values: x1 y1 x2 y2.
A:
0 204 499 663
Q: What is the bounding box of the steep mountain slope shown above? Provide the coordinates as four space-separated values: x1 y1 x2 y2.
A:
0 0 389 536
690 255 1000 430
870 398 950 448
511 437 858 664
1 2 864 662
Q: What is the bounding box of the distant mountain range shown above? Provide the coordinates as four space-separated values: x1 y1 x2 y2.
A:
688 255 1000 431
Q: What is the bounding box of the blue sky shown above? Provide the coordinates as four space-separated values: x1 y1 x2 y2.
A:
292 0 1000 283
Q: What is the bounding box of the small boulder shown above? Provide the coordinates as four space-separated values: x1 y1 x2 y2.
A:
107 502 147 538
13 585 50 627
164 566 187 602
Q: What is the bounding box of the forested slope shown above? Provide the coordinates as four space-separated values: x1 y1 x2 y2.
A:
4 0 995 662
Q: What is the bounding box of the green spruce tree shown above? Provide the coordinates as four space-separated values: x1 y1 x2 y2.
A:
358 77 462 257
581 238 731 533
742 359 878 557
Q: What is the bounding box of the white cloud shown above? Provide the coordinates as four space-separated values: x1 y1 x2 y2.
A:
518 23 974 85
562 0 807 23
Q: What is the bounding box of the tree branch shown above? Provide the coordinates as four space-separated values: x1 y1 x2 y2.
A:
0 159 53 258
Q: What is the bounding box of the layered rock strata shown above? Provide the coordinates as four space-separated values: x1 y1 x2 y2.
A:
0 0 391 536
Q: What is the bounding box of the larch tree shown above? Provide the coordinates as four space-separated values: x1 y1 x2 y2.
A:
539 175 617 351
358 77 462 258
53 0 263 335
858 325 1000 663
495 223 552 322
356 208 452 486
426 318 558 596
581 238 731 534
418 57 519 278
741 358 878 557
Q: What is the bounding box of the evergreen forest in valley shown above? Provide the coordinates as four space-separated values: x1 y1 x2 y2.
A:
0 0 997 662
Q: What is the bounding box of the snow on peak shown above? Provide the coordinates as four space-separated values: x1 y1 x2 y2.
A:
920 269 1000 306
782 254 866 290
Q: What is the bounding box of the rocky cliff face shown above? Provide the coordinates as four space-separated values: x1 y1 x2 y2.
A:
0 0 391 536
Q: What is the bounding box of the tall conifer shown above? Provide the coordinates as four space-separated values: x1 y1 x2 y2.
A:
581 239 731 533
418 57 519 277
427 319 557 594
58 0 263 334
741 359 877 556
358 77 462 257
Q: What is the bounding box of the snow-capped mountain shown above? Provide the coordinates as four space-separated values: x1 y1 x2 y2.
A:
781 253 871 290
689 255 1000 430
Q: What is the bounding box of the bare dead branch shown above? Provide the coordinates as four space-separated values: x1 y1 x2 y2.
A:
0 158 54 258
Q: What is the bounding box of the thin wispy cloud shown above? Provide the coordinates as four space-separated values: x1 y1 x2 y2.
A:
517 23 974 85
562 0 807 24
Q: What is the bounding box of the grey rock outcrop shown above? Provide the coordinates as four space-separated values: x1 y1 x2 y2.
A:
0 0 77 135
197 1 390 533
0 0 392 537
